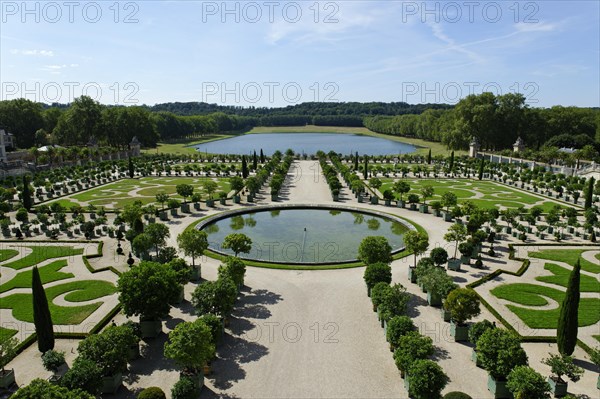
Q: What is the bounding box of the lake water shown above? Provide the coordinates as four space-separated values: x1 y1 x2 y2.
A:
194 133 416 156
202 208 408 264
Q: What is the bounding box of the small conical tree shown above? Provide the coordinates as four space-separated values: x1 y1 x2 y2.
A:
354 152 359 171
259 149 265 163
128 156 135 178
584 177 594 209
252 150 258 170
363 156 368 179
22 175 33 210
478 158 485 181
427 149 432 164
241 155 249 178
448 151 455 173
32 266 54 353
557 258 580 356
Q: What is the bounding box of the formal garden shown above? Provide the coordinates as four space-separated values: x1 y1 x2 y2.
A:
0 149 598 399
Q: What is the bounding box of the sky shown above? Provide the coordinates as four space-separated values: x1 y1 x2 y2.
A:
1 0 599 108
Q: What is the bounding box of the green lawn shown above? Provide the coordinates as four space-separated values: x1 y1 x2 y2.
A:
45 176 231 210
378 178 559 211
491 283 600 328
530 249 600 274
0 280 116 324
0 249 19 262
0 259 73 293
146 134 237 155
3 246 84 270
594 335 600 343
535 263 600 293
0 327 18 343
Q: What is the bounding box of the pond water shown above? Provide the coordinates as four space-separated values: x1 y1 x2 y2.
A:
201 208 409 264
194 133 416 156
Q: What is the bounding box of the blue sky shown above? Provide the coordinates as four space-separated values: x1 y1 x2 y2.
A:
1 1 598 107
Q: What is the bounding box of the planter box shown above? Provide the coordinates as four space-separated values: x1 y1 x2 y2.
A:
370 196 379 205
433 209 441 217
181 371 204 390
247 195 254 203
419 283 427 293
357 195 363 203
450 321 469 341
487 375 513 399
172 285 185 304
384 199 391 206
409 204 417 211
220 198 227 205
233 195 241 204
181 203 190 213
206 199 215 207
101 372 122 394
547 377 568 397
159 212 168 221
418 204 428 214
408 267 417 283
193 202 201 211
504 226 512 234
0 369 15 389
427 291 442 307
442 211 452 222
190 265 201 282
140 319 162 338
271 193 278 201
447 258 461 271
460 255 470 265
128 343 140 361
441 308 451 322
397 200 405 208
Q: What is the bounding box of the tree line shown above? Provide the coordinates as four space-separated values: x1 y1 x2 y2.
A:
0 94 598 154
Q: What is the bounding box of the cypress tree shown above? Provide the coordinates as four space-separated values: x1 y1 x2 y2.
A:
557 258 580 356
363 155 368 179
128 156 135 178
241 155 249 178
32 266 54 353
22 175 33 210
478 158 485 181
427 149 432 164
259 149 265 163
354 152 359 171
448 151 455 173
252 150 258 170
584 177 594 209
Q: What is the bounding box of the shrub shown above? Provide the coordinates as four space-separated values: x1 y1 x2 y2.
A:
12 378 95 399
393 332 434 374
443 392 473 399
542 353 584 383
137 387 166 399
363 262 392 290
164 319 215 372
358 236 392 265
443 288 480 325
386 316 415 348
476 328 528 380
371 282 391 309
41 349 65 373
77 325 134 376
506 366 551 399
171 376 199 399
378 283 410 321
430 247 448 266
407 359 449 399
468 320 496 345
61 358 103 395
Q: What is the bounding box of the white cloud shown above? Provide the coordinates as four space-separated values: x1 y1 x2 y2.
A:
10 49 54 57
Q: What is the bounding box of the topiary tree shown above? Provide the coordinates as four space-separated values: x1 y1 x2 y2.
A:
11 378 95 399
21 175 33 210
477 328 528 381
430 247 449 266
468 320 496 345
218 256 247 288
441 192 458 213
506 365 551 399
144 222 170 258
403 230 429 267
175 184 194 203
41 349 65 374
192 277 238 319
171 376 199 399
371 282 392 310
117 261 180 322
378 283 410 322
60 358 103 396
443 392 473 399
155 192 169 210
444 223 467 259
177 229 208 268
386 316 415 349
77 326 132 377
393 331 434 376
542 353 584 384
0 337 18 374
420 185 434 205
164 319 215 374
222 233 252 257
32 266 54 353
557 258 580 356
357 236 392 265
363 262 392 291
407 359 449 399
393 181 411 203
443 288 481 325
137 386 166 399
